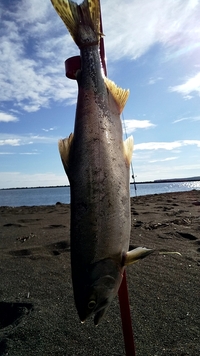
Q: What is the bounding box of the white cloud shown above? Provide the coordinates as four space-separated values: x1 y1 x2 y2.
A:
173 118 188 123
13 0 50 24
0 139 21 146
183 139 200 147
135 140 200 151
0 133 58 146
0 112 18 122
102 0 200 60
1 0 200 113
19 152 39 155
148 77 163 85
0 151 38 155
170 71 200 97
124 119 155 133
173 115 200 123
0 0 78 113
134 161 200 182
42 127 57 132
149 157 178 163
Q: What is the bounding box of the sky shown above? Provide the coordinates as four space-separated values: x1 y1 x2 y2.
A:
0 0 200 189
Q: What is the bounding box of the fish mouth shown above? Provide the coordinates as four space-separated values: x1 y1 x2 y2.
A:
93 298 111 325
76 262 123 324
79 299 110 325
94 307 108 326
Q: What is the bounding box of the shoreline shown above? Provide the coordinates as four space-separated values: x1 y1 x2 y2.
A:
1 177 200 191
0 190 200 355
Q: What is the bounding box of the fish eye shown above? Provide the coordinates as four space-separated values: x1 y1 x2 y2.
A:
88 300 96 309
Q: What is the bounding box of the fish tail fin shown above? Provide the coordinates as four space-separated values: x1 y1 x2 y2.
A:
51 0 101 47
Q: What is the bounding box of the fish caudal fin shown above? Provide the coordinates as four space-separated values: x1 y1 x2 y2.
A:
50 0 101 47
58 133 74 175
124 247 154 266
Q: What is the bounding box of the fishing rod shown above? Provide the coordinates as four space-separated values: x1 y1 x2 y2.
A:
122 112 137 197
99 5 136 356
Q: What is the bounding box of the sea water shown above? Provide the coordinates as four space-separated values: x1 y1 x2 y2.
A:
0 181 200 207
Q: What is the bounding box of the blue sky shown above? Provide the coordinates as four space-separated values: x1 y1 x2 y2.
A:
0 0 200 189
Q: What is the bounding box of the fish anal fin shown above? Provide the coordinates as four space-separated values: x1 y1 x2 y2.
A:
123 135 134 166
104 77 129 114
58 133 74 175
124 247 154 266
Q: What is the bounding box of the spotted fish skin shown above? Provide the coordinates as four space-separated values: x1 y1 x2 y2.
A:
51 0 134 325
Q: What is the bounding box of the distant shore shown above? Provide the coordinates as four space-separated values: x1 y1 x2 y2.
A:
1 176 200 190
132 176 200 184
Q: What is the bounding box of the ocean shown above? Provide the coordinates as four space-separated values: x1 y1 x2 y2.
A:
0 181 200 207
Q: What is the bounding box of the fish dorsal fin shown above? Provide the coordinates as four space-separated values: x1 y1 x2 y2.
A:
104 77 129 114
123 136 134 166
58 133 74 175
124 247 154 266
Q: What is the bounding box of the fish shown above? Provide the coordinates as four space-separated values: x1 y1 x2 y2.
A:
50 0 153 325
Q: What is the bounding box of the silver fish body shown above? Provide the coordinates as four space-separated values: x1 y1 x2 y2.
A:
51 0 151 325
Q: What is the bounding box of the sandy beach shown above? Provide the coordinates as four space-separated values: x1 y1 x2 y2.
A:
0 190 200 356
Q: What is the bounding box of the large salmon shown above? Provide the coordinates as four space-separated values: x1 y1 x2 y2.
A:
51 0 152 325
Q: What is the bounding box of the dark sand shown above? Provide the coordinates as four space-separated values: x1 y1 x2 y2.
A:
0 190 200 356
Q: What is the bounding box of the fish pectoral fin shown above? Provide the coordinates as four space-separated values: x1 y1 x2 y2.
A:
104 77 129 114
124 247 154 266
124 248 182 266
123 136 134 166
158 250 182 256
58 133 74 175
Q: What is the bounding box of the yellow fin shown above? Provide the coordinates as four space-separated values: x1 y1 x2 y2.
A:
87 0 101 33
124 247 182 266
124 247 154 266
58 133 74 175
104 77 129 113
50 0 101 46
50 0 75 39
123 135 134 166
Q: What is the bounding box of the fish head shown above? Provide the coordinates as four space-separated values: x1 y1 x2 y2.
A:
74 258 123 325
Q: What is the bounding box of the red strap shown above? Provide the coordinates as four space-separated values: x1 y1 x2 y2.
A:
99 9 107 77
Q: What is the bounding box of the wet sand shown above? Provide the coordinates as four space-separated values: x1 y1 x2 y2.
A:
0 190 200 355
